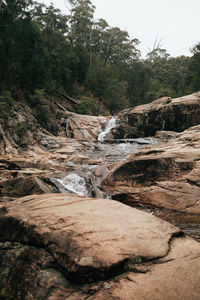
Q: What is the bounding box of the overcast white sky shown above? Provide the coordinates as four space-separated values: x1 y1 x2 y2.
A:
40 0 200 57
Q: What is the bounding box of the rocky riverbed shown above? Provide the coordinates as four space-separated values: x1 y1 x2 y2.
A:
0 92 200 299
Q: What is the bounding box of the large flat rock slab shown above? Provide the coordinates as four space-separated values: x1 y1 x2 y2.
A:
0 194 180 270
0 194 200 299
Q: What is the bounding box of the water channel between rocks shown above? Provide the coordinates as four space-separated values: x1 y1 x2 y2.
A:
51 117 200 242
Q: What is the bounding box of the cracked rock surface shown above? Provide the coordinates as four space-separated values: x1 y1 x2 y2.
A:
0 194 200 299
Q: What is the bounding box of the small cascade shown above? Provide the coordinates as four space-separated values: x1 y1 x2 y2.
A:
55 173 89 196
51 123 159 198
119 141 140 155
95 137 158 162
98 117 117 142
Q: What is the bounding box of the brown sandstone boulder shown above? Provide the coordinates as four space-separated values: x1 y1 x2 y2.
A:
0 176 55 197
116 92 200 138
65 113 108 141
0 194 200 299
102 125 200 214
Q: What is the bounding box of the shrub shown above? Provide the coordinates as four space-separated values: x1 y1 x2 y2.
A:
0 91 15 120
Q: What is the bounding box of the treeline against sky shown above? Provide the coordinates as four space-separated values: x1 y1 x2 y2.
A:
0 0 200 114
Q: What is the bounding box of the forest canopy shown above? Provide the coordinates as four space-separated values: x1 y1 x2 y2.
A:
0 0 200 114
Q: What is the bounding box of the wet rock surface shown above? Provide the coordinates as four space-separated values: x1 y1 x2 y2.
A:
0 194 200 299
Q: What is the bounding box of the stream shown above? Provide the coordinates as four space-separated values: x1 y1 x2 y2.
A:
52 117 200 242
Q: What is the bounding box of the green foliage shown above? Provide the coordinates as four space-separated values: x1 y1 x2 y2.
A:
77 100 91 115
27 89 46 106
189 43 200 91
0 0 199 117
33 104 50 127
0 91 15 107
69 0 95 47
28 90 51 127
0 91 15 120
77 95 109 115
143 48 194 102
123 60 151 106
16 124 27 139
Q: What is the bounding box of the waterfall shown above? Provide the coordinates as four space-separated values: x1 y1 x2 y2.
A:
98 117 117 142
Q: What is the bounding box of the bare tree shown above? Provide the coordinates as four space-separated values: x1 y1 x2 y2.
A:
63 0 71 12
145 36 163 57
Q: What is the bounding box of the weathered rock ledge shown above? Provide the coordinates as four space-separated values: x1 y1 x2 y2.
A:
115 92 200 138
0 194 200 299
103 125 200 215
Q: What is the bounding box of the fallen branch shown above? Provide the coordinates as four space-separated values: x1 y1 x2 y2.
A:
56 90 80 105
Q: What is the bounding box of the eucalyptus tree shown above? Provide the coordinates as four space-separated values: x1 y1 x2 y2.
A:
189 43 200 91
30 2 69 52
91 18 109 56
0 0 44 91
68 0 95 48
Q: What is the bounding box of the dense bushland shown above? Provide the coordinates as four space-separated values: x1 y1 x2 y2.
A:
0 0 200 116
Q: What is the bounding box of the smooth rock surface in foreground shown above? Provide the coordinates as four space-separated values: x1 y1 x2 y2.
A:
0 194 200 299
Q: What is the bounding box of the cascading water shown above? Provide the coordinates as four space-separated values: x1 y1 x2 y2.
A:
98 117 117 142
55 173 89 196
52 117 158 198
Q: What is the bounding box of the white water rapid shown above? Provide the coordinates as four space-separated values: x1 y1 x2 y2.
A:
98 117 117 142
52 118 158 198
56 173 88 196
